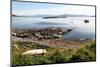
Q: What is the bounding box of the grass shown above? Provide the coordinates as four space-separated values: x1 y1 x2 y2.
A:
12 40 96 66
70 41 96 62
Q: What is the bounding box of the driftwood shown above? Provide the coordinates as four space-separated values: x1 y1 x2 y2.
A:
22 49 47 55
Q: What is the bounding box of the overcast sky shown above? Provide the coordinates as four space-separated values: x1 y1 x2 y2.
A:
12 1 95 16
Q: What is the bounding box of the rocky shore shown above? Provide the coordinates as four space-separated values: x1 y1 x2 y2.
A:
12 28 72 40
12 28 95 49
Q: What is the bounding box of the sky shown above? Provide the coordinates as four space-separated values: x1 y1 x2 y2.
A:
12 1 95 16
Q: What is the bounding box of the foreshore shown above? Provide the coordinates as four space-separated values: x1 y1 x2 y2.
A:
12 28 95 49
12 36 95 49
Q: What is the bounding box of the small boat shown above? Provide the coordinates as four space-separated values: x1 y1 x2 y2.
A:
84 20 89 23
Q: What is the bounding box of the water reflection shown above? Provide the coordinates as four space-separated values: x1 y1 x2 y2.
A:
12 17 95 40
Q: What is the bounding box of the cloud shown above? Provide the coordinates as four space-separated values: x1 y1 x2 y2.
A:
12 3 95 16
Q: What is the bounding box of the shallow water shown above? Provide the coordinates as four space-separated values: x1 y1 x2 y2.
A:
12 16 95 40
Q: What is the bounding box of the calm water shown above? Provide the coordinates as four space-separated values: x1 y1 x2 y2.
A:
12 17 95 40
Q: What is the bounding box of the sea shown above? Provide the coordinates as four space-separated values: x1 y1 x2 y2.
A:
12 16 95 40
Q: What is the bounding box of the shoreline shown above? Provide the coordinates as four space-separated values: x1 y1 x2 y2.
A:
12 27 95 49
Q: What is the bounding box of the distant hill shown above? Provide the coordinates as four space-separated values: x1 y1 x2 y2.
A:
12 14 16 16
12 14 95 17
12 14 20 17
60 14 95 17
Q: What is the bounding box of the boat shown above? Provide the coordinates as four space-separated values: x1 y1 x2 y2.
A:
84 19 89 23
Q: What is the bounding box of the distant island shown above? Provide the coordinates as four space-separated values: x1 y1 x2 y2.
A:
43 16 67 19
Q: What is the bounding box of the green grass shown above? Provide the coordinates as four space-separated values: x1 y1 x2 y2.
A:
70 41 96 62
12 40 96 65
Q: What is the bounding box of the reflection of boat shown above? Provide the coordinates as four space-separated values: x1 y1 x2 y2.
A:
70 22 73 23
84 20 89 23
67 29 72 32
